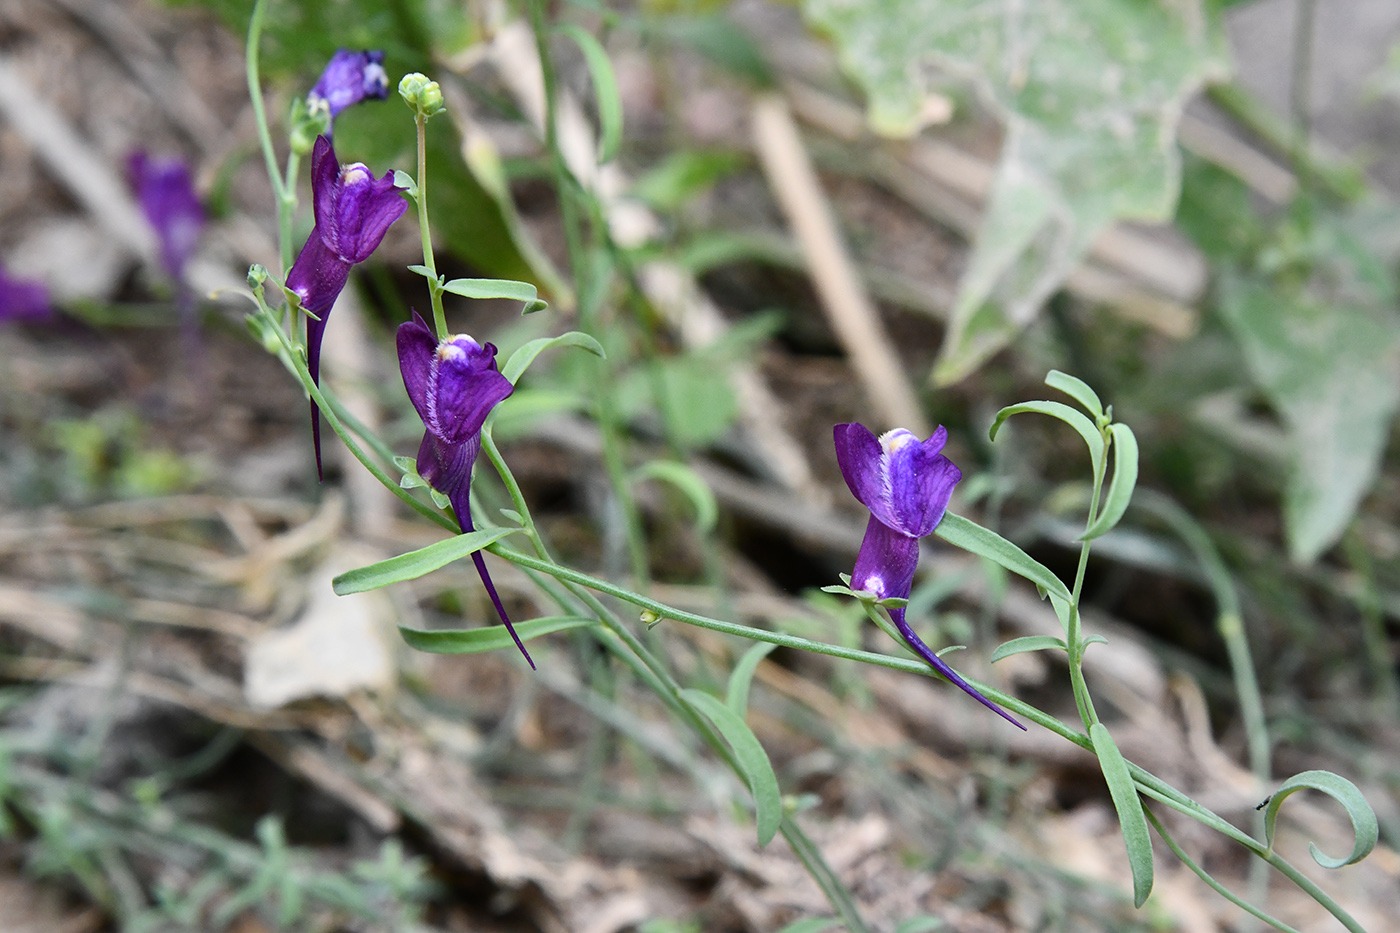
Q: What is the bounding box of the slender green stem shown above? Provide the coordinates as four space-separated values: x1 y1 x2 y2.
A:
245 0 283 205
1136 784 1368 933
1145 807 1303 933
414 114 448 339
255 297 455 533
245 0 293 276
1065 437 1107 729
780 819 873 933
279 150 301 275
481 431 867 926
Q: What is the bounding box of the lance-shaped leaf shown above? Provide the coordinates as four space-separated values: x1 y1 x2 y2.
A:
681 689 782 847
332 528 514 594
399 616 595 654
801 0 1227 383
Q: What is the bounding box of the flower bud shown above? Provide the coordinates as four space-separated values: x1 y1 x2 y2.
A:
289 96 332 156
246 263 268 290
398 73 444 119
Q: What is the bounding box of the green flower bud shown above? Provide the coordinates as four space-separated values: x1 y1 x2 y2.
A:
397 72 444 119
247 263 268 290
289 96 331 156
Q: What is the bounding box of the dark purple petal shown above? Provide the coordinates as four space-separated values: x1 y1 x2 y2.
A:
309 49 389 121
286 228 353 318
430 337 513 444
883 426 961 537
419 433 535 669
0 266 51 322
326 164 408 262
851 516 920 601
129 152 204 280
396 312 437 426
286 232 352 479
309 135 338 234
834 423 897 528
415 431 478 505
306 135 406 263
886 605 1023 729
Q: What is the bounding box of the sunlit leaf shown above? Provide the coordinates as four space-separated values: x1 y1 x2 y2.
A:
801 0 1227 382
1219 274 1400 563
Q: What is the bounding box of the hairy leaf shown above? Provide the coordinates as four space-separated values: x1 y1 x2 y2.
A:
802 0 1227 382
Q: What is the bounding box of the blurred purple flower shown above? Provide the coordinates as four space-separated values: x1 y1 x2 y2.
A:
309 49 389 123
287 134 407 477
129 152 204 281
835 422 1022 728
398 312 533 667
0 265 51 323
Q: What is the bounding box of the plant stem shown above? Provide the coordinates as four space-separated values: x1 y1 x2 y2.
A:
255 298 455 533
244 0 293 276
1066 438 1106 729
414 114 448 339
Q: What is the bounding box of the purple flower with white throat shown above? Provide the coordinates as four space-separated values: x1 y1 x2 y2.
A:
287 134 407 477
129 152 204 281
398 312 533 668
835 422 1023 728
309 49 389 123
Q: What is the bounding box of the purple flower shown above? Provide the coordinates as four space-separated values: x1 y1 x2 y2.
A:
309 49 389 123
129 152 205 281
287 135 407 477
835 422 1023 728
0 265 51 323
398 312 534 667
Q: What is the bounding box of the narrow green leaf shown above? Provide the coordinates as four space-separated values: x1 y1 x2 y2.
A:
726 642 778 717
990 635 1067 662
775 920 841 933
500 331 606 384
556 24 624 164
1045 370 1104 419
935 513 1071 603
1263 770 1378 869
399 616 595 654
989 401 1105 475
1089 722 1154 907
1081 423 1139 540
331 528 514 595
406 264 437 281
631 460 719 533
1082 633 1109 649
1049 591 1073 632
440 277 548 313
681 689 782 847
